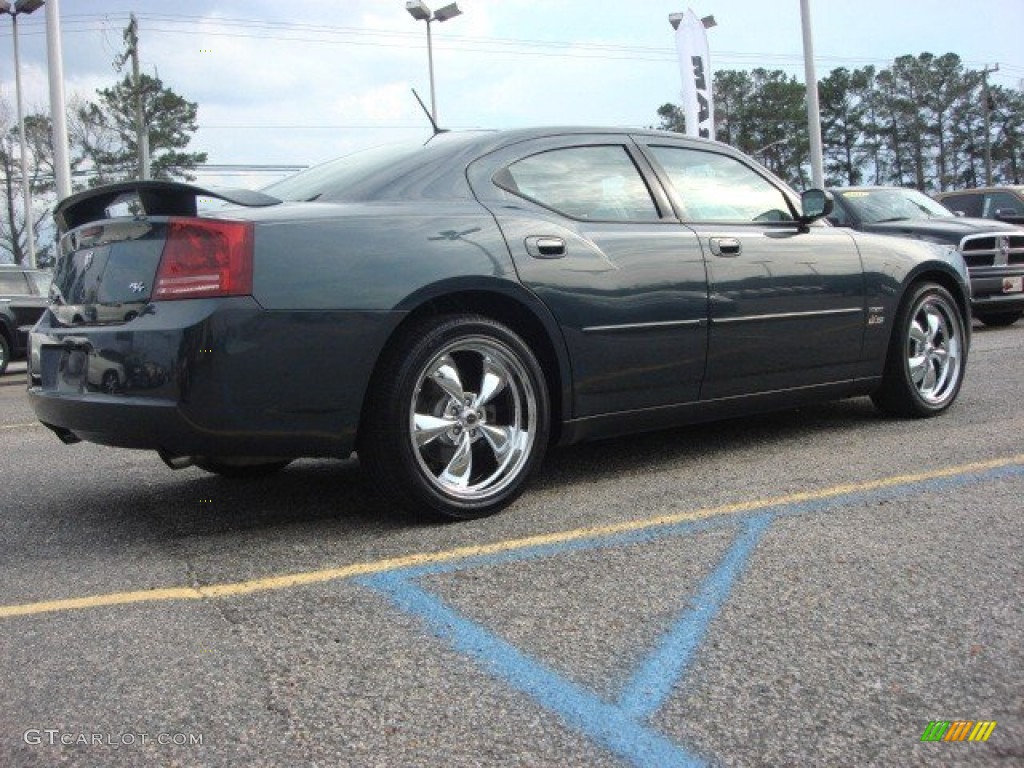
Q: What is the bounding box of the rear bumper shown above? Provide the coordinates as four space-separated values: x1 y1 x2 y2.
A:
27 297 403 458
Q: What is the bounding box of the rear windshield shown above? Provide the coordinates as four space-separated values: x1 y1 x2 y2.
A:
262 132 488 203
263 142 428 202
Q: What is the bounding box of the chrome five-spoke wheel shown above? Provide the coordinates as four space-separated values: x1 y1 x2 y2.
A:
872 282 967 417
411 339 537 501
360 314 549 519
905 295 961 406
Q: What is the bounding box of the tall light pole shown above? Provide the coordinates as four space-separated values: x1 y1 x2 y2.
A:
800 0 824 188
405 1 462 123
2 0 44 267
45 0 71 200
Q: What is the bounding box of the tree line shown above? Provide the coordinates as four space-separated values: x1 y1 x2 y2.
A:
4 45 1022 265
658 52 1023 193
0 20 205 266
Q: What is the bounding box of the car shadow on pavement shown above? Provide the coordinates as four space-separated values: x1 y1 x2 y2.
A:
5 457 410 559
0 395 904 563
536 396 883 491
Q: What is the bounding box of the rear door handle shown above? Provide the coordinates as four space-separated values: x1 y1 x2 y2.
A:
525 236 566 259
709 237 741 257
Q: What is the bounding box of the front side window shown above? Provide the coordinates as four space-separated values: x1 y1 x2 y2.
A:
497 146 659 221
941 193 982 217
27 271 51 296
647 146 794 223
827 201 852 227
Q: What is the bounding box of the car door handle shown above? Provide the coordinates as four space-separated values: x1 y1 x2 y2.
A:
709 237 741 257
525 236 566 259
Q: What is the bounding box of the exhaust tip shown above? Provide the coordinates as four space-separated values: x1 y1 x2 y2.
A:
42 422 81 445
158 448 194 470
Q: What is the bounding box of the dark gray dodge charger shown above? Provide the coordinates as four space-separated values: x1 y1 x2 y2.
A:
28 127 971 519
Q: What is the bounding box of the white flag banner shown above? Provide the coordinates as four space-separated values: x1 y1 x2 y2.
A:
674 9 714 139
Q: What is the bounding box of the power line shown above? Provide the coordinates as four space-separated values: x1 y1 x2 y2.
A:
8 11 1022 81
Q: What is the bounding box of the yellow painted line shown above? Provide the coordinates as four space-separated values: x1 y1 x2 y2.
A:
0 422 41 430
2 453 1022 620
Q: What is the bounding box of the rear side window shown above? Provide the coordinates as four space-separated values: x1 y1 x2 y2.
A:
648 145 794 223
985 191 1024 217
496 145 659 221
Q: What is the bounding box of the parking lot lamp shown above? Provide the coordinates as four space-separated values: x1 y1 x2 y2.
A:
405 1 462 123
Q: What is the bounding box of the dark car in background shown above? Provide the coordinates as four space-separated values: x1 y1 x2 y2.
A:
27 128 971 519
828 186 1024 327
0 264 51 375
934 186 1024 226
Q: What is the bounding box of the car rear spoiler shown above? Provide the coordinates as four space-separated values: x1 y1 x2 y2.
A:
54 180 282 233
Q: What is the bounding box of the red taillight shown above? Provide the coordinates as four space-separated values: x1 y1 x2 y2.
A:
152 218 254 300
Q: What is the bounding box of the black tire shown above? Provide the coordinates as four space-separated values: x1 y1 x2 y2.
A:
193 458 293 478
975 310 1021 328
359 314 550 520
100 370 120 394
871 282 967 418
0 333 9 376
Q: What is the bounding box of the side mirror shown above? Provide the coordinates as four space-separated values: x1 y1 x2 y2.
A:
800 188 833 223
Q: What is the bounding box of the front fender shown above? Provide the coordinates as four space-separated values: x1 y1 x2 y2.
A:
852 232 970 363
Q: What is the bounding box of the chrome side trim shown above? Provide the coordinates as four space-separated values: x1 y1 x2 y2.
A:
713 307 863 325
582 318 706 333
566 377 877 422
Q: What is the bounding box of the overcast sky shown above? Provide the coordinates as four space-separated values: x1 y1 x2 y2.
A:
2 0 1022 188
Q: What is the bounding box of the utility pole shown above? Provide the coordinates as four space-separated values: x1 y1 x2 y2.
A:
981 64 999 187
127 13 150 180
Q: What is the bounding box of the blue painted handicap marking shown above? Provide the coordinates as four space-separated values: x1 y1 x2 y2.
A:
359 514 774 768
616 515 770 724
356 461 1024 766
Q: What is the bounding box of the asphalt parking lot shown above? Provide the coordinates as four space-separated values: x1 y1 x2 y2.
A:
1 321 1021 767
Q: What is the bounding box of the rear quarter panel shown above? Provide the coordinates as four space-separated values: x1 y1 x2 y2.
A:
246 201 519 310
222 200 537 452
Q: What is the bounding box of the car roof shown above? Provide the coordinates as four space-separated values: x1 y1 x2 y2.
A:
828 186 921 192
265 126 737 205
423 125 725 154
934 186 1024 195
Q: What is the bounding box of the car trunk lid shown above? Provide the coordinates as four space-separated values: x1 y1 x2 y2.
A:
50 181 280 327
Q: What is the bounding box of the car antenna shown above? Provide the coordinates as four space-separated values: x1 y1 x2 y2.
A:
411 88 448 136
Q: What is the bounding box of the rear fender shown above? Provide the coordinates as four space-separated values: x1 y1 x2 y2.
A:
392 276 575 435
